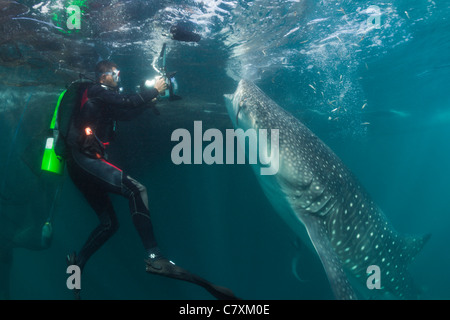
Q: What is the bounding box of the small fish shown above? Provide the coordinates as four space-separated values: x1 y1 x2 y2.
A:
405 11 410 19
361 122 370 125
361 103 367 110
309 84 316 91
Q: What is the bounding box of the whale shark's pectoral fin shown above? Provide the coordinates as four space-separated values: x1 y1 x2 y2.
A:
301 215 357 300
290 236 317 283
291 252 313 283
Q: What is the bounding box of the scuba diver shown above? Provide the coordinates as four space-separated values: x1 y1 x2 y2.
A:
64 60 237 300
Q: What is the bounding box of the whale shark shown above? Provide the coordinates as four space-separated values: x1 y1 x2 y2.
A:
224 80 430 300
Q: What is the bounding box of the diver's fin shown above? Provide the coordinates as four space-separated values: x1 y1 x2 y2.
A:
145 258 239 300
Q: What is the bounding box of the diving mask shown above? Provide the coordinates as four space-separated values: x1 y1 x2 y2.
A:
104 69 120 83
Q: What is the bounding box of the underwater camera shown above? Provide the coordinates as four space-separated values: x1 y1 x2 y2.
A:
144 71 179 100
146 43 181 101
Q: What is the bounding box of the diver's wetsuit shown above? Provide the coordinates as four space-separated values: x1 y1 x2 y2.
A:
66 83 160 272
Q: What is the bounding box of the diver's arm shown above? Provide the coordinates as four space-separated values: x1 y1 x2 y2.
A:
93 86 157 121
98 87 159 109
97 77 166 119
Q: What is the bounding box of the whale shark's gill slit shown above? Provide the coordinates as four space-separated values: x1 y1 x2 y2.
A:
304 191 329 214
316 195 337 217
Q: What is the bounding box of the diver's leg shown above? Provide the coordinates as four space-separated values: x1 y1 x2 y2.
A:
119 177 186 271
67 150 121 272
68 149 158 258
66 153 238 299
68 151 158 264
120 175 158 253
75 190 119 272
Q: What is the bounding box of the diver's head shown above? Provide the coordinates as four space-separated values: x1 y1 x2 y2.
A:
95 60 120 87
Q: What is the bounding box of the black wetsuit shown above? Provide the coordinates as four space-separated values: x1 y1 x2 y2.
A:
66 83 160 272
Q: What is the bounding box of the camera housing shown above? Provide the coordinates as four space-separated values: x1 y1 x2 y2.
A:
144 73 178 100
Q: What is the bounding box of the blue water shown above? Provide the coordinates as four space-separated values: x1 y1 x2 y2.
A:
0 0 449 300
